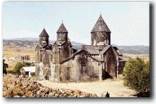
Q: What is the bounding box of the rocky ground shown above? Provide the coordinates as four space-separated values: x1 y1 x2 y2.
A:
3 74 136 98
38 75 137 97
3 74 97 98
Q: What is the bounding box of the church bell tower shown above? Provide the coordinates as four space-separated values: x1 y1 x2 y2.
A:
39 28 49 48
53 23 72 63
56 23 68 43
91 15 111 46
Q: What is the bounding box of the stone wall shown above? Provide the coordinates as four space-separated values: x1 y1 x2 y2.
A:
49 63 60 82
61 56 80 82
61 54 103 81
104 48 117 77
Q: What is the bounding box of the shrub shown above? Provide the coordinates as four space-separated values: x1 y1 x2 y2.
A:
12 62 33 74
123 58 150 95
13 62 25 74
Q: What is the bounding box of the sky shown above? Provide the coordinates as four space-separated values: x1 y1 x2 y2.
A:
2 1 149 46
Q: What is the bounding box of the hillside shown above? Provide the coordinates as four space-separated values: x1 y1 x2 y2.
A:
3 39 149 54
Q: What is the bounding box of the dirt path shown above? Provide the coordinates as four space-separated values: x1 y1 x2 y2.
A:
38 78 136 97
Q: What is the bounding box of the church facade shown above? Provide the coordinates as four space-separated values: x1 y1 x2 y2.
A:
35 15 125 82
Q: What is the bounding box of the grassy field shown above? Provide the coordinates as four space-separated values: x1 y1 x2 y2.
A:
123 53 149 63
3 47 35 71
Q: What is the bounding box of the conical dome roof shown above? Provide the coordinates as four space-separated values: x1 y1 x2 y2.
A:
39 28 49 37
91 15 111 33
57 23 68 33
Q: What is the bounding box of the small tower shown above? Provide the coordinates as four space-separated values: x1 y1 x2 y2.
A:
91 15 111 46
35 28 51 80
53 23 72 63
57 23 68 43
51 23 71 82
39 28 49 48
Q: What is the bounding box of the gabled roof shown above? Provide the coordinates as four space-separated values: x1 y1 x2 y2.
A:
112 46 123 56
82 45 101 55
100 45 123 57
57 23 68 33
91 15 111 33
60 49 88 64
100 45 111 55
60 49 102 64
39 28 49 37
60 45 124 64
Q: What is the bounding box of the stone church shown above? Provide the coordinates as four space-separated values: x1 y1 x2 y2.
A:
35 15 125 82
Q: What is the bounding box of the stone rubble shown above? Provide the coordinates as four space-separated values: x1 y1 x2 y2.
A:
3 74 97 98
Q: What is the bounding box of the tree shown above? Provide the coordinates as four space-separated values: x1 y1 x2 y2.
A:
123 58 150 96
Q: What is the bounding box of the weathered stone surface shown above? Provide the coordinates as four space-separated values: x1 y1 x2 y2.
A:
35 15 125 82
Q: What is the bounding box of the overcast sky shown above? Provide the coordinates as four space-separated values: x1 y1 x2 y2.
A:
2 1 149 46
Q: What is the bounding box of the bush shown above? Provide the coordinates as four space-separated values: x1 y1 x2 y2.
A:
12 62 33 74
123 58 150 95
13 62 25 74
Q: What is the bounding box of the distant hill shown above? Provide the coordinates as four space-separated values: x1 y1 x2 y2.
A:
4 38 38 41
3 39 149 54
117 46 149 54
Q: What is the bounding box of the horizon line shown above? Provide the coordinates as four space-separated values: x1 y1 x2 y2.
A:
3 38 150 47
